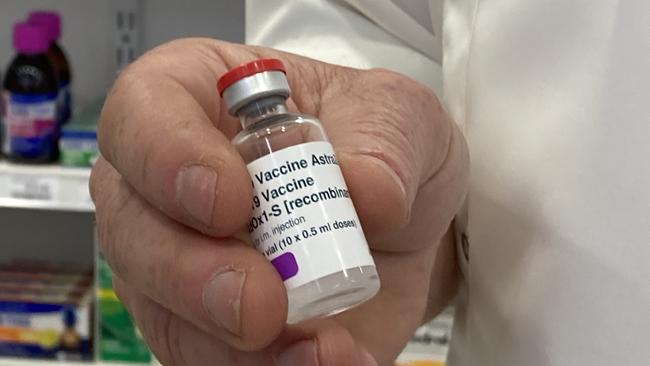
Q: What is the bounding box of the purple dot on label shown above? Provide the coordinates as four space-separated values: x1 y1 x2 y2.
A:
271 253 299 281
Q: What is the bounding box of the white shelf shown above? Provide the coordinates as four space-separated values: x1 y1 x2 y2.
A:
0 162 93 212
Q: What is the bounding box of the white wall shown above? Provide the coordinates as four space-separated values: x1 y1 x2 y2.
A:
141 0 244 51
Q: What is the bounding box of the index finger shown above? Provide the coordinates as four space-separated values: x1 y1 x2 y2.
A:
98 39 258 235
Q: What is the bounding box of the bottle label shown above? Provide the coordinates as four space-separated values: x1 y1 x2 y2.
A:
2 92 58 158
246 141 375 289
58 80 72 124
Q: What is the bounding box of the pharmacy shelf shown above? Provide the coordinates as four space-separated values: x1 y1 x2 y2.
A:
0 358 157 366
0 162 93 212
395 308 453 365
396 352 446 364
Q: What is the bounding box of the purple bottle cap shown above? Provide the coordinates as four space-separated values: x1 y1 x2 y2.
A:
13 22 50 55
27 11 62 42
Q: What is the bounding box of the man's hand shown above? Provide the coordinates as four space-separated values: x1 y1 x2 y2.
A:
90 38 469 366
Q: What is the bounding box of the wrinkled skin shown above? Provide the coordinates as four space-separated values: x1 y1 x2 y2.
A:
90 38 469 366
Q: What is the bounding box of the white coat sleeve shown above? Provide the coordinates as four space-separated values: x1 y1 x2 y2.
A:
246 0 443 94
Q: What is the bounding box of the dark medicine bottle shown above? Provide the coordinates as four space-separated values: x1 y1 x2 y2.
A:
28 11 72 124
2 22 59 163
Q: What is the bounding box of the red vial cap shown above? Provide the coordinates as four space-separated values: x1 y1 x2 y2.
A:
217 59 286 95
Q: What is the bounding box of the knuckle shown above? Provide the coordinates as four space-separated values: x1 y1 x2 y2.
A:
137 130 159 190
370 68 437 98
111 278 129 308
367 68 444 121
99 55 160 168
314 324 359 366
95 178 137 280
88 158 107 205
115 277 192 366
365 68 450 175
161 312 188 366
98 72 135 166
140 304 187 366
348 108 419 195
339 68 453 207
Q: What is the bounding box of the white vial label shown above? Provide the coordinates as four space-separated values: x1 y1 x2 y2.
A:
246 141 375 289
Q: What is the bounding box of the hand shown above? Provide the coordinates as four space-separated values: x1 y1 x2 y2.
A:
90 38 469 366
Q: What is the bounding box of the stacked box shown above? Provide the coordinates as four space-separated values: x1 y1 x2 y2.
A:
98 256 151 363
0 262 93 360
59 99 101 167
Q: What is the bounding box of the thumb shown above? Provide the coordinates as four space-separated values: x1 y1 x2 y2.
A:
320 68 455 241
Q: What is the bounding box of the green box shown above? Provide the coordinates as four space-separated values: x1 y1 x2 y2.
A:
98 257 152 363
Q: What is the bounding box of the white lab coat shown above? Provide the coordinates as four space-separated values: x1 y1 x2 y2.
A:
246 1 650 365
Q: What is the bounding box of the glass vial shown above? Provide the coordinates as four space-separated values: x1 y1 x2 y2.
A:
218 59 380 323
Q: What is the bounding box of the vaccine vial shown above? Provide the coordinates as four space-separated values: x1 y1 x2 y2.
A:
218 59 380 323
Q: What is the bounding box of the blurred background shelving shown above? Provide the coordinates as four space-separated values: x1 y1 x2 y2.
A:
0 0 243 364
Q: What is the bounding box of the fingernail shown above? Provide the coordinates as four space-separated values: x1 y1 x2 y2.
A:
360 349 378 366
176 165 217 226
202 270 245 335
276 340 319 366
